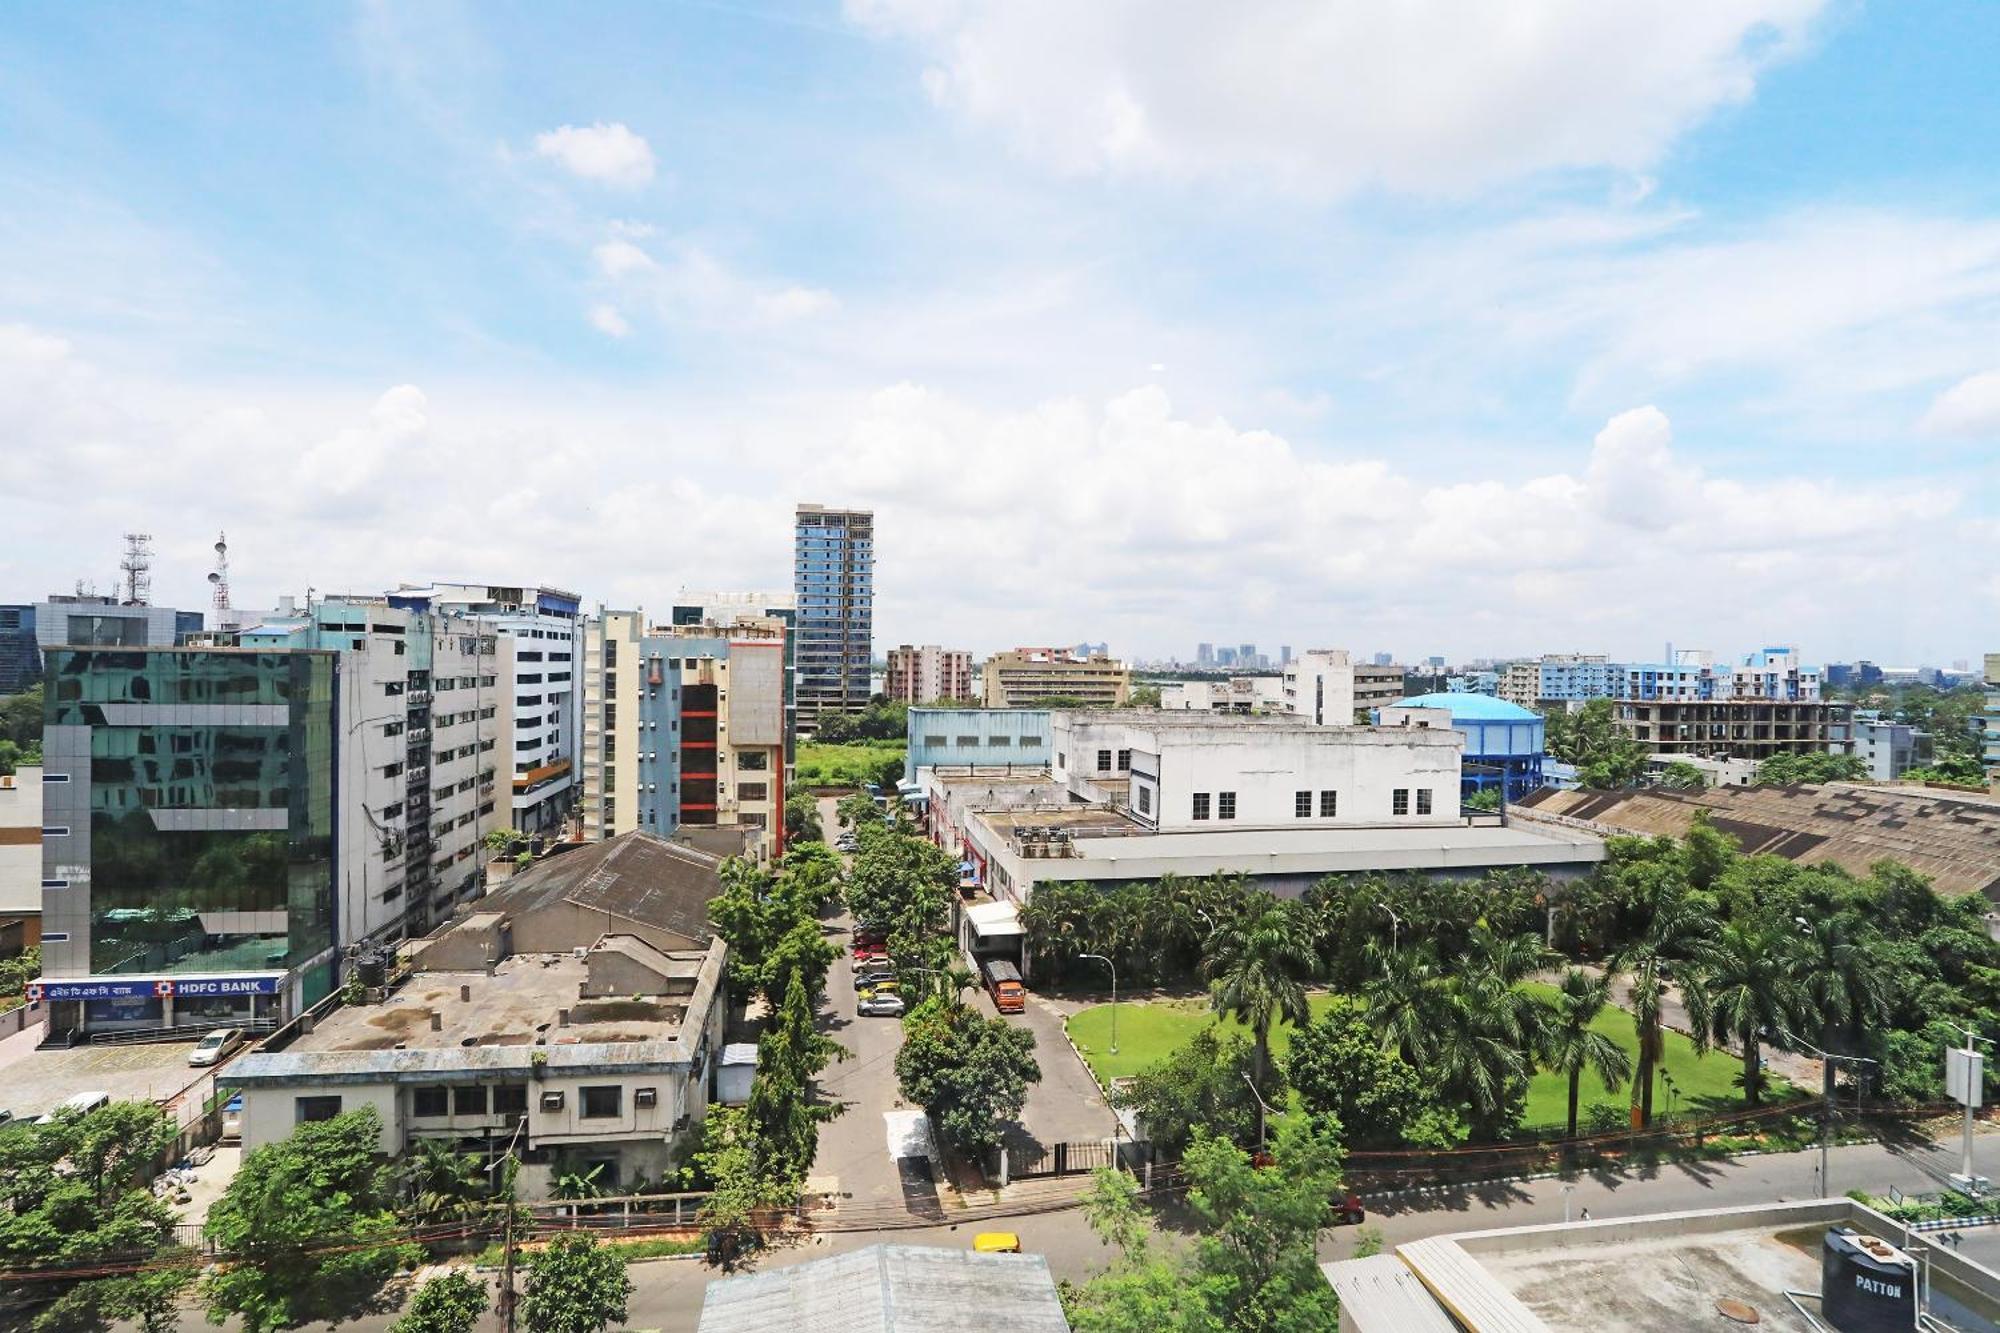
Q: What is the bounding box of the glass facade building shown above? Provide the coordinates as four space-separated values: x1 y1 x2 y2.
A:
793 505 874 725
0 604 38 695
40 648 338 1031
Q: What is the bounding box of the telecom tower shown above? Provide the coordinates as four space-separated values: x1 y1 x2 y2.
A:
119 533 153 606
208 532 233 618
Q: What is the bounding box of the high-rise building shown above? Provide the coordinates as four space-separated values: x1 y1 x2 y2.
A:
793 504 874 729
1498 654 1618 710
884 645 974 705
1196 643 1214 667
1372 652 1393 667
393 584 583 838
0 605 39 695
672 591 797 771
1279 646 1293 667
34 594 198 652
581 607 790 861
981 648 1130 708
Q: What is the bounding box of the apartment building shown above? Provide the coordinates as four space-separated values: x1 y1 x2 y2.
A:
1617 647 1823 704
393 584 584 838
982 648 1130 708
884 644 974 705
1613 699 1853 761
672 591 797 771
1854 713 1931 781
793 504 873 729
581 609 789 861
1281 649 1364 724
1498 654 1618 710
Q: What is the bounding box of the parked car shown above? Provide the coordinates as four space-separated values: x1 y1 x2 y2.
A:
973 1232 1022 1253
857 993 905 1018
857 979 901 998
854 969 897 990
188 1027 247 1067
851 949 890 968
37 1091 109 1124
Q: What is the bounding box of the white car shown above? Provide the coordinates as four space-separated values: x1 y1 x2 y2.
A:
858 993 905 1018
188 1028 247 1067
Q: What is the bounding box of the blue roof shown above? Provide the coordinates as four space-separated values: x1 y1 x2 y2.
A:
1390 692 1541 722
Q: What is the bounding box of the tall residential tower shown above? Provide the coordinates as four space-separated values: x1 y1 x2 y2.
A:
793 504 873 729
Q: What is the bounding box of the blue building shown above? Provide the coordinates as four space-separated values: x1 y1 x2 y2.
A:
794 504 874 728
904 708 1053 784
1378 692 1546 801
0 605 39 695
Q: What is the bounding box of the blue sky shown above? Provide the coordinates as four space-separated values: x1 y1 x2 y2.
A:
3 1 1998 664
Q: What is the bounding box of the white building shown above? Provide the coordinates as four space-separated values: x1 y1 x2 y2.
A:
1159 676 1286 714
1282 649 1359 726
0 766 40 956
1854 714 1930 781
394 585 585 838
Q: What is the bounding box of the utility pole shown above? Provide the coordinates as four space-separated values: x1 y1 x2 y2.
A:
1945 1022 1992 1195
1782 1027 1877 1198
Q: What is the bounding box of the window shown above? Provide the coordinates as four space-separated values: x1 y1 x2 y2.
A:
581 1086 622 1119
1416 789 1433 815
1097 749 1112 773
634 1087 658 1109
1393 788 1410 816
383 762 403 779
453 1085 488 1116
988 735 1012 747
1019 735 1039 747
1295 790 1312 818
739 782 768 802
412 1086 449 1118
295 1095 342 1124
1218 792 1237 820
1136 785 1152 816
1320 790 1337 818
1192 792 1211 821
924 733 947 747
739 751 768 771
1117 749 1131 772
1057 752 1066 769
956 735 979 747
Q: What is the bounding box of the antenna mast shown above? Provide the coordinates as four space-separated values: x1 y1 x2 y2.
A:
120 533 154 606
208 532 233 616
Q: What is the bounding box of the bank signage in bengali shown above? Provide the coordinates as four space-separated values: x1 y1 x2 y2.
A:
27 974 283 1002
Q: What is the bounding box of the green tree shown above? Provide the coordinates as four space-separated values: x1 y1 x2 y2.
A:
1062 1169 1231 1333
1180 1116 1346 1333
746 969 844 1185
1125 685 1163 709
520 1234 632 1333
1114 1028 1271 1156
0 685 42 747
0 1100 191 1333
1611 879 1717 1127
1545 699 1649 787
1902 754 1986 785
691 1108 795 1268
1790 911 1890 1105
784 790 824 843
1657 761 1709 791
1689 920 1806 1107
895 1000 1041 1154
401 1138 485 1223
1753 751 1869 786
1203 903 1315 1139
1285 997 1461 1149
202 1107 421 1331
1538 969 1632 1139
846 828 955 942
874 751 907 792
389 1272 489 1333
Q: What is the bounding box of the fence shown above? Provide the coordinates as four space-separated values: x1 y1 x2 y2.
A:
1004 1138 1122 1180
0 1000 40 1041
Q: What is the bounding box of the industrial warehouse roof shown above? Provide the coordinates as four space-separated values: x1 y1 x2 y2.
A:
1389 692 1543 722
1517 782 2000 899
481 830 722 943
696 1244 1070 1332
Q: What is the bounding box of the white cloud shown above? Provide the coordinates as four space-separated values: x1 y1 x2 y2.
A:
589 235 838 331
531 122 657 188
848 0 1825 192
588 304 631 338
1920 370 2000 438
591 238 658 278
0 324 1972 662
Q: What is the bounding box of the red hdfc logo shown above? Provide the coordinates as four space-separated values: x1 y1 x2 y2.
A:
152 980 175 997
24 982 41 1002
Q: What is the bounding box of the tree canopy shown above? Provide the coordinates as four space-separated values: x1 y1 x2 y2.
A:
895 998 1041 1153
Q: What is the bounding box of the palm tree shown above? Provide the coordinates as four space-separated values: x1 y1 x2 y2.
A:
403 1138 486 1222
1791 912 1889 1103
1540 969 1633 1139
1692 920 1807 1107
1611 883 1717 1127
1204 901 1316 1138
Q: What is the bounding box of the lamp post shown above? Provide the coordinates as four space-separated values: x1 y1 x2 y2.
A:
1376 902 1402 954
1079 953 1118 1055
1242 1072 1279 1151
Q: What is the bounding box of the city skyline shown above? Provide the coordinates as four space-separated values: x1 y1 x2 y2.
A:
2 5 1998 661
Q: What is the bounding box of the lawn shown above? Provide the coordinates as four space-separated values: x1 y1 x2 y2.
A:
796 739 905 790
1067 985 1796 1132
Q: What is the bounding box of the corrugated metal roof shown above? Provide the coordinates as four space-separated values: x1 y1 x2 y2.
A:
479 829 722 944
1321 1254 1460 1332
697 1244 1070 1333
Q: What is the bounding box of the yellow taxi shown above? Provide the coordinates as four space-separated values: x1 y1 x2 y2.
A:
972 1232 1022 1254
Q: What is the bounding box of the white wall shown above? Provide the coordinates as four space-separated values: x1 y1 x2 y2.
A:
1282 650 1358 725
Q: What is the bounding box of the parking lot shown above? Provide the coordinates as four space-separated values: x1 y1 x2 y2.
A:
0 1037 216 1123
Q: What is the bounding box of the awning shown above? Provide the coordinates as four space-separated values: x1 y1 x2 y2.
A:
964 901 1023 939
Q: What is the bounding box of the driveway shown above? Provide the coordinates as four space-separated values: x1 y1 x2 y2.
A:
962 986 1119 1155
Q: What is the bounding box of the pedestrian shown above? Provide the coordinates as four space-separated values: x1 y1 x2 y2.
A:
1579 1207 1591 1222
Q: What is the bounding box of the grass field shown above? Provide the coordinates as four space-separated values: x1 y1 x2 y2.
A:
796 739 905 789
1066 984 1795 1131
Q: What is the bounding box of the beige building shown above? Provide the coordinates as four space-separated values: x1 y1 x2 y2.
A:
0 767 40 956
981 648 1131 708
884 644 974 705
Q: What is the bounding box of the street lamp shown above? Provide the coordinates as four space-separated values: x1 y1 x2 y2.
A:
1242 1072 1278 1151
1376 902 1402 953
1079 953 1118 1055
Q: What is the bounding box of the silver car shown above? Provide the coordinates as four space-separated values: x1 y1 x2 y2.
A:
188 1028 247 1067
858 993 905 1018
